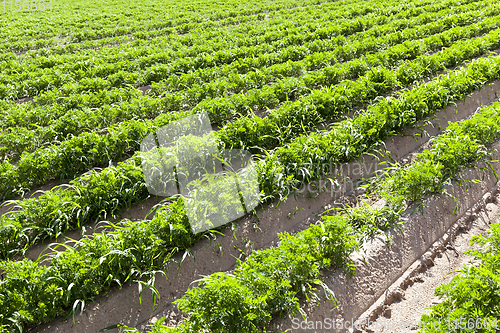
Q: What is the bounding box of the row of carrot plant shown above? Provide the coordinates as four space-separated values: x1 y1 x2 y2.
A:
1 0 489 133
0 0 453 132
0 0 472 101
0 0 403 99
0 0 408 72
1 20 499 205
0 0 347 52
1 4 497 176
3 9 499 163
152 99 500 333
1 52 499 276
3 0 500 332
0 0 380 57
2 87 500 333
420 221 500 332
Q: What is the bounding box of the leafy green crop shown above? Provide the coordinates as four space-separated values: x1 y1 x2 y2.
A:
2 48 500 264
165 215 358 333
155 99 500 333
3 18 500 202
419 222 500 333
2 0 495 163
0 199 205 332
3 0 500 331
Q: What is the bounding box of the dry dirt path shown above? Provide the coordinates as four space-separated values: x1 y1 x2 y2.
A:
356 189 500 333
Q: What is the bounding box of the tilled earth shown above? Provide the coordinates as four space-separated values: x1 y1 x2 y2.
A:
360 191 500 333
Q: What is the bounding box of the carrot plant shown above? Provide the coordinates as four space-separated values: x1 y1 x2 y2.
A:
170 216 358 333
0 157 148 258
155 99 500 333
0 0 487 106
2 52 500 262
5 6 499 162
256 55 500 200
219 25 500 152
1 0 484 122
2 59 500 332
0 199 207 332
3 17 500 201
376 102 500 207
3 1 500 331
419 221 500 332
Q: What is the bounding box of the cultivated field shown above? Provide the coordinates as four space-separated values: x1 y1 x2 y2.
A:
1 0 500 332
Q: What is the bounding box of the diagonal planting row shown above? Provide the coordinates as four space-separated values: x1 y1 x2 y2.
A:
4 7 500 162
2 7 499 187
5 1 500 333
2 68 500 333
0 52 498 313
158 99 500 333
1 0 490 148
0 0 456 143
1 31 500 261
0 0 410 75
0 0 414 100
1 20 499 205
0 0 475 105
1 0 485 125
0 0 346 53
419 210 500 332
0 0 371 58
0 0 451 127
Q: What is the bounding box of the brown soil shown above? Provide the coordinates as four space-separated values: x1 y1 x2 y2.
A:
356 192 500 333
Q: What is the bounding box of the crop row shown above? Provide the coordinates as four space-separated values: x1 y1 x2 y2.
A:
1 50 500 270
146 0 495 97
0 0 399 98
0 0 405 74
158 99 500 333
0 0 474 101
2 5 497 164
4 14 500 165
259 55 500 197
8 0 466 58
0 0 375 58
218 27 500 152
1 19 499 205
0 0 345 52
1 0 486 131
2 81 500 333
420 219 500 332
0 0 353 74
0 0 484 109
